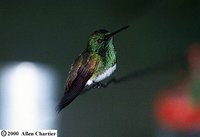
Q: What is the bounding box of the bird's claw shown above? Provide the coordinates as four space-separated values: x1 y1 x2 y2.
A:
92 82 106 89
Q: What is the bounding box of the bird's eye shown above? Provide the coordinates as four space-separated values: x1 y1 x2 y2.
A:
97 39 103 44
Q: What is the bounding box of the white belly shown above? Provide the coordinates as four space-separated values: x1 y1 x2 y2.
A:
86 64 116 85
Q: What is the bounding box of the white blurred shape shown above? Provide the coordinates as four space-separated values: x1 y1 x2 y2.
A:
0 62 57 129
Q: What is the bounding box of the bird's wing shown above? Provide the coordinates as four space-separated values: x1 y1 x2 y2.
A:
64 52 85 92
56 52 100 113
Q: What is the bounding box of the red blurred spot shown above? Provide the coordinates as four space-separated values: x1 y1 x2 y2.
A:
154 85 200 131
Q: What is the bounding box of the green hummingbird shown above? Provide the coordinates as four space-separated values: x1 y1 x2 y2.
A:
57 26 129 112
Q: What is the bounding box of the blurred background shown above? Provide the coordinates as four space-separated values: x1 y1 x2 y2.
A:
1 0 200 136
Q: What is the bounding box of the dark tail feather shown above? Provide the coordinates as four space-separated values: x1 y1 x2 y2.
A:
56 90 80 113
56 66 94 113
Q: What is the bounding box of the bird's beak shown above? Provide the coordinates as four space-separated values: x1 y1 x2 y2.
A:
105 25 129 40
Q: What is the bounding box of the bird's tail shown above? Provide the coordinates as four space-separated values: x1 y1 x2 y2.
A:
56 66 94 113
56 90 80 113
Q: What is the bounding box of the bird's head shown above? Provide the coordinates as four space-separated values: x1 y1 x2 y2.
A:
87 26 129 53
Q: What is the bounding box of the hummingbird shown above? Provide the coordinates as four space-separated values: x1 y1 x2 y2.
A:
56 26 129 113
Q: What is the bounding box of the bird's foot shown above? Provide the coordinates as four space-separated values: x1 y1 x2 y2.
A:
92 82 106 89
